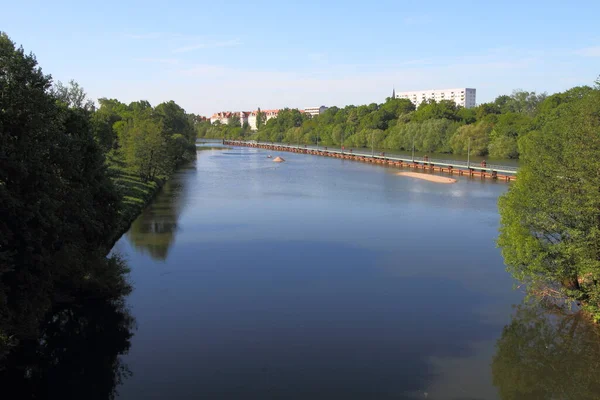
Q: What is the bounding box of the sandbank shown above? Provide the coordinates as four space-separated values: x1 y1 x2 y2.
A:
397 172 456 184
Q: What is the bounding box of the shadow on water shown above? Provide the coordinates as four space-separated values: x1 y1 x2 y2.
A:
126 163 195 261
0 297 135 400
492 302 600 400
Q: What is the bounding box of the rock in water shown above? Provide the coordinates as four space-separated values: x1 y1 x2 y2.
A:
273 156 285 163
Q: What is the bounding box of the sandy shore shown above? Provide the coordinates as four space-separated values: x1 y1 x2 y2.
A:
397 172 457 184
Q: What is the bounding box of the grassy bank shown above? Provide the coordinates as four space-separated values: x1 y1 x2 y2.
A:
106 155 167 248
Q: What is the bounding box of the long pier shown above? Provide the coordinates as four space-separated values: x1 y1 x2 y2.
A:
224 140 517 182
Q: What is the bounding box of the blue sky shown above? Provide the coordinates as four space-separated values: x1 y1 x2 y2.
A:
2 0 599 115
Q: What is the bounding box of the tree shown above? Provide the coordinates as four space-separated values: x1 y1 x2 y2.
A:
488 135 519 159
53 79 95 111
256 108 266 130
450 122 492 155
498 86 600 320
0 33 122 344
494 90 547 117
91 99 124 151
228 113 241 128
121 118 166 181
412 100 461 122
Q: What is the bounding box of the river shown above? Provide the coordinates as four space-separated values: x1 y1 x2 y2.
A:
108 144 597 399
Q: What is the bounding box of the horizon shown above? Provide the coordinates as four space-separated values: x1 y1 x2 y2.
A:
2 0 599 116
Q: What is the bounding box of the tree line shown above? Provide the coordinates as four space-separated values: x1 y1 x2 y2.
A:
197 90 549 159
0 32 197 359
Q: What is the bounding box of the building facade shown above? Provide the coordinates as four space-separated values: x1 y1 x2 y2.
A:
212 107 308 130
210 111 232 125
395 88 476 108
304 106 328 117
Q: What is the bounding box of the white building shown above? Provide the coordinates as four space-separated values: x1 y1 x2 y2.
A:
304 106 328 117
210 111 231 125
239 111 250 127
248 109 281 130
395 88 476 108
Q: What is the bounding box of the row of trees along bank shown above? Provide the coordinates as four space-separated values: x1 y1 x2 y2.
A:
197 91 549 159
0 32 197 357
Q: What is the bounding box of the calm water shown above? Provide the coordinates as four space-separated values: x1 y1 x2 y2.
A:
108 145 587 399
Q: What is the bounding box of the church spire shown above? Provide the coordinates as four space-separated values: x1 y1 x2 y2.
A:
392 87 396 99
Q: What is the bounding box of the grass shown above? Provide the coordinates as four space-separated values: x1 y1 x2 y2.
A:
106 155 166 246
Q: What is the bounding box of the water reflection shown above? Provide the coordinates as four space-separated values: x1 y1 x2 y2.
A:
127 164 194 260
492 303 600 400
0 297 135 400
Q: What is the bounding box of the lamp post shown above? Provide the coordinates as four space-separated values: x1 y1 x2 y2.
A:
412 136 415 162
467 137 471 168
371 130 375 157
341 131 344 155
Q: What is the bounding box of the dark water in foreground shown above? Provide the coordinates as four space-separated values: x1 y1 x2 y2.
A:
105 145 598 399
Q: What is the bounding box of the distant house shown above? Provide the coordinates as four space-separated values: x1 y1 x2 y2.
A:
212 108 302 130
248 109 281 130
210 111 251 126
210 111 232 125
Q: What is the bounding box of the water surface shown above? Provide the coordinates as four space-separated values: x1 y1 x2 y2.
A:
113 145 523 399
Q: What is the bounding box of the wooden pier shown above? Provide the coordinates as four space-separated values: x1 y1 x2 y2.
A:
224 140 517 182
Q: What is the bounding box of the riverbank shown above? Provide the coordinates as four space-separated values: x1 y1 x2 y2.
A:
107 157 166 249
106 150 197 250
107 146 226 250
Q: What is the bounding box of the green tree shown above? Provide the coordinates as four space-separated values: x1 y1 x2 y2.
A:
450 122 492 156
498 86 600 319
91 99 124 151
121 118 167 181
0 33 122 344
488 135 519 159
228 113 241 128
53 79 95 111
255 108 266 130
412 100 461 122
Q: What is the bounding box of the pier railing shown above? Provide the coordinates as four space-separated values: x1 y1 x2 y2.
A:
224 140 517 181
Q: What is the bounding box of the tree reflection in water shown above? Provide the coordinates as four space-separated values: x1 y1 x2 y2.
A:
492 302 600 400
0 297 135 400
127 172 191 261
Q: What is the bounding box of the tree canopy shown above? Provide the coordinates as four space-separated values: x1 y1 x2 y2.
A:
0 32 196 359
498 83 600 319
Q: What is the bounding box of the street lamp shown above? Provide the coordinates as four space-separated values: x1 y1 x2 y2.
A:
371 130 375 157
467 137 471 168
412 136 415 162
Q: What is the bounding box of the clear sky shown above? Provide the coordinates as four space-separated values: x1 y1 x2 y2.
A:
2 0 599 116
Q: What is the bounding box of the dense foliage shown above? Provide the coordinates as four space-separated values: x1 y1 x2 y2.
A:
498 83 600 320
197 91 548 159
0 32 196 359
